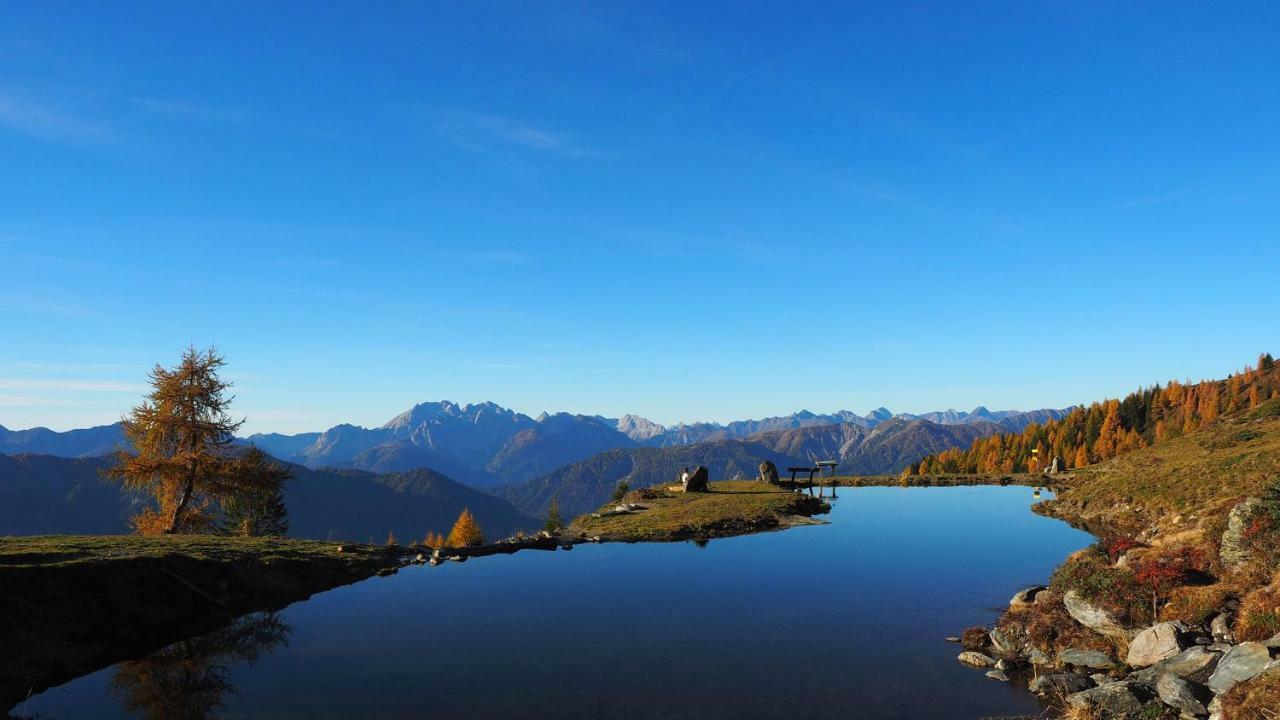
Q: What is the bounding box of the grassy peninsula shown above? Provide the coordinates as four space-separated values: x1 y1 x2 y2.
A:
569 480 830 542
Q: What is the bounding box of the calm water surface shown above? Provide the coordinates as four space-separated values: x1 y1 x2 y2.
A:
16 486 1092 720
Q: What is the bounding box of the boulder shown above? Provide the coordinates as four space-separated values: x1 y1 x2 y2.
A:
1263 632 1280 649
758 461 780 484
1155 673 1208 717
1010 585 1047 608
1207 642 1272 695
985 669 1010 682
1029 673 1095 695
1066 681 1157 717
684 466 709 493
1127 622 1185 667
958 651 997 667
1219 498 1262 571
989 628 1019 658
1028 648 1051 666
1059 648 1120 670
1063 590 1132 641
1210 613 1235 643
1143 646 1220 685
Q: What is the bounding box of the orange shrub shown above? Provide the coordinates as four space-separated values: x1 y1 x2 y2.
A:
1236 582 1280 642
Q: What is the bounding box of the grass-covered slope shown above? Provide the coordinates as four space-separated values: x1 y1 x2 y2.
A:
568 480 829 542
1038 398 1280 536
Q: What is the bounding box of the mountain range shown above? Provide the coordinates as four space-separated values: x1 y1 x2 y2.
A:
499 416 1010 520
1 402 1068 490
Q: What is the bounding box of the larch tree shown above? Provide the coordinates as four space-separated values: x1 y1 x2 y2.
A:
445 508 484 547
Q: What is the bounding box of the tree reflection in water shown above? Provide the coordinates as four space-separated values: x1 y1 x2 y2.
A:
108 612 291 720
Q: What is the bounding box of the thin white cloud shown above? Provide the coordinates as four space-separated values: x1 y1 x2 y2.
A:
0 395 79 407
0 89 108 144
0 293 90 318
0 378 144 393
437 110 598 157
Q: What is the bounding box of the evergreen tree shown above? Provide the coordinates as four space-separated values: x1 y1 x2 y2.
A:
220 448 290 537
446 508 484 547
545 497 563 533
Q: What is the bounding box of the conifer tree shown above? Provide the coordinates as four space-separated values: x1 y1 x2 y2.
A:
220 448 291 537
446 508 484 547
107 347 244 534
545 497 563 533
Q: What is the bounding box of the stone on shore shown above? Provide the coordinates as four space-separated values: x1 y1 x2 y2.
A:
1009 585 1047 608
1063 590 1132 640
958 651 997 667
985 669 1009 682
1155 672 1208 717
989 628 1019 658
1134 646 1220 685
1127 622 1185 667
1028 673 1094 695
1207 642 1271 695
1059 647 1120 670
1066 681 1156 717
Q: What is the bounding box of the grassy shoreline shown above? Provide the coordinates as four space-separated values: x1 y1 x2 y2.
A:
0 535 404 712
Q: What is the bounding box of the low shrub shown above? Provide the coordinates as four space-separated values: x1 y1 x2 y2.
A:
1013 593 1113 655
1097 536 1143 562
1236 581 1280 642
1162 584 1233 625
961 626 989 650
1051 554 1149 624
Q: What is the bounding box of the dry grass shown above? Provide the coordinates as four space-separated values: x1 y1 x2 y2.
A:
1236 577 1280 642
0 534 393 569
1162 583 1235 624
1220 668 1280 720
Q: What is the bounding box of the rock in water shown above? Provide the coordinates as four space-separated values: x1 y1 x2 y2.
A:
684 466 709 492
958 651 997 667
1058 648 1119 670
985 669 1009 682
758 460 780 484
1127 622 1185 667
1066 681 1156 717
1207 642 1271 695
1220 498 1261 571
1155 672 1208 717
1062 590 1132 640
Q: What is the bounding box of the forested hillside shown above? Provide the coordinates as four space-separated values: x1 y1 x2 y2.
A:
909 354 1279 475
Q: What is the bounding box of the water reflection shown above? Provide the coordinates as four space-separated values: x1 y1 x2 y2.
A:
108 613 290 720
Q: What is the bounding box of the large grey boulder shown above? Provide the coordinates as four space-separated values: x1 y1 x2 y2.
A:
757 461 780 484
1220 498 1261 571
1155 672 1208 717
1059 648 1120 670
1127 622 1185 667
1135 646 1220 685
1063 590 1132 640
1066 681 1157 717
1029 673 1095 695
1207 642 1271 695
684 466 709 493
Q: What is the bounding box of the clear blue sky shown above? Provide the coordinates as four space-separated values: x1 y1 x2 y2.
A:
2 2 1278 434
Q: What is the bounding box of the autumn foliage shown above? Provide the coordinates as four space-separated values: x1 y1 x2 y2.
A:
445 508 484 547
911 354 1279 475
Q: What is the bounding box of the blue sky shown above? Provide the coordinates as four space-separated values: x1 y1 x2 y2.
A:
2 1 1278 434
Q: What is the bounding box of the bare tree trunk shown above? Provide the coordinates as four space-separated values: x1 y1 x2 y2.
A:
166 465 197 534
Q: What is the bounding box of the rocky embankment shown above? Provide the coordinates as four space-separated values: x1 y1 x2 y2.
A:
952 493 1280 719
